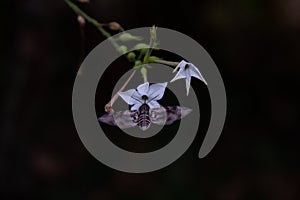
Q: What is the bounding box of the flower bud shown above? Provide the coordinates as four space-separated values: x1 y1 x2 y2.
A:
105 104 114 113
118 45 127 54
77 15 85 27
78 0 90 3
134 60 142 68
108 22 123 31
150 25 157 40
127 52 136 61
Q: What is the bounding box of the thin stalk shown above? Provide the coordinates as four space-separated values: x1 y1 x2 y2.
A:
65 0 137 112
143 26 157 63
152 60 179 67
105 70 137 113
64 0 119 50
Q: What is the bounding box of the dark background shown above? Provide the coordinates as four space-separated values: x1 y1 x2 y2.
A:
1 0 300 199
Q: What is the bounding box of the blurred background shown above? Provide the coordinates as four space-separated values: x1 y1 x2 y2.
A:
1 0 300 199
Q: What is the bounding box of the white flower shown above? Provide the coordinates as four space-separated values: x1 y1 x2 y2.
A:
118 82 167 110
170 60 207 96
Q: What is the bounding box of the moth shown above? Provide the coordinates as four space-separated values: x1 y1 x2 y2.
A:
98 95 192 131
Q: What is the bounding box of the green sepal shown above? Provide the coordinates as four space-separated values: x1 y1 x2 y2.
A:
118 33 142 42
133 60 142 69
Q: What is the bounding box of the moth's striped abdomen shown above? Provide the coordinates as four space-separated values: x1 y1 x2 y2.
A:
137 103 151 131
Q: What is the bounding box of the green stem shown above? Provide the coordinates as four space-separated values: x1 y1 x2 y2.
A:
143 26 156 63
64 0 119 50
105 69 137 113
152 60 179 67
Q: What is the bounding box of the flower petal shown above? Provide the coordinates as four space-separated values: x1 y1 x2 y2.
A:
136 82 149 95
189 64 207 85
147 82 167 101
170 68 187 82
179 106 192 118
185 69 191 96
172 60 188 73
130 90 143 103
147 101 161 109
118 89 138 105
131 103 142 111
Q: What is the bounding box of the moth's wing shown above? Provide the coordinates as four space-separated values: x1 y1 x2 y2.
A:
150 107 167 125
114 110 138 129
98 113 116 126
98 110 138 129
163 106 192 125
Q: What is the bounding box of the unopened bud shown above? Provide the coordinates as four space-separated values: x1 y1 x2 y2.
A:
150 25 157 40
118 45 128 54
105 104 114 113
108 22 123 31
78 0 90 3
127 52 136 61
134 60 142 68
77 15 85 27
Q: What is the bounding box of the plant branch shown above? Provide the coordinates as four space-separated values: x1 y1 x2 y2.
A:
64 0 119 49
105 69 137 113
152 60 179 67
65 1 180 112
143 26 157 63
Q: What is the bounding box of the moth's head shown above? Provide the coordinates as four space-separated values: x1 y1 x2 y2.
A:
141 95 148 101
